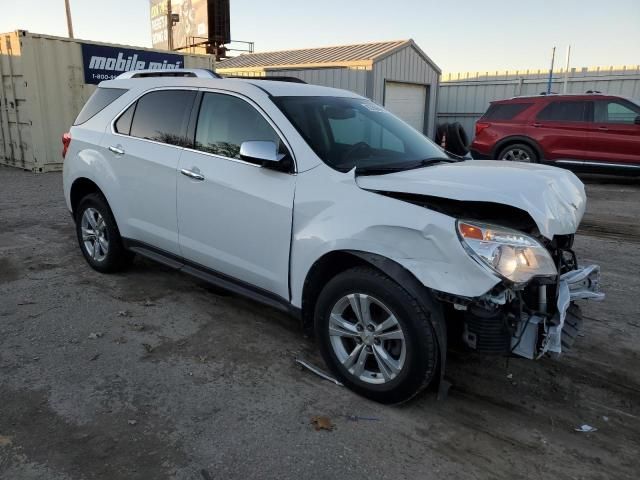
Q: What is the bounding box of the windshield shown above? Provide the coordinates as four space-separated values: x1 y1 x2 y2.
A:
273 96 449 172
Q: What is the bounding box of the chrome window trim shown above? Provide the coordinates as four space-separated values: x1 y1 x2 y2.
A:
109 86 298 174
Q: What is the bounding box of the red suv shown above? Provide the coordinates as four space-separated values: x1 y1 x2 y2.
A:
470 93 640 172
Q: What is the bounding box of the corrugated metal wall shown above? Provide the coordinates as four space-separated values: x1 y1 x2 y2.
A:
0 30 214 172
373 46 440 138
437 66 640 140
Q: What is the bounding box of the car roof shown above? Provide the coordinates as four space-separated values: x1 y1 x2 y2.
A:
100 76 363 99
492 93 626 104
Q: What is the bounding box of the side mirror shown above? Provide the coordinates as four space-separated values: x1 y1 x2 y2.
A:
635 115 640 125
240 141 279 163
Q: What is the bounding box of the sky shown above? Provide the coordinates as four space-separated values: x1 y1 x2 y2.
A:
2 0 639 73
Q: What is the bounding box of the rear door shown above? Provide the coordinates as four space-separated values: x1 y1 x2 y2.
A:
176 91 296 299
105 88 196 255
585 98 640 165
531 100 591 160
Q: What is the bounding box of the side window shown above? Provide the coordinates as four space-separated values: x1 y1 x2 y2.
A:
327 109 404 153
537 101 588 122
129 90 196 146
594 100 640 124
483 103 532 120
114 103 136 135
195 93 281 160
74 87 127 125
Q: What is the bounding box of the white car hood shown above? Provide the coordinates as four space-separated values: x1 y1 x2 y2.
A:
355 160 586 239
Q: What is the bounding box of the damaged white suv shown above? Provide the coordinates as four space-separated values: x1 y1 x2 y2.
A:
63 70 604 403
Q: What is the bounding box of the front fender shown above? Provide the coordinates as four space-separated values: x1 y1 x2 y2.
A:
289 165 500 308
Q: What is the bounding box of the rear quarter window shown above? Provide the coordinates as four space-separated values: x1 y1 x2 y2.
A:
537 101 589 122
483 103 532 120
74 87 127 125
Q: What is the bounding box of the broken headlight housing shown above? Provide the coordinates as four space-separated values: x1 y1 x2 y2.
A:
457 221 557 284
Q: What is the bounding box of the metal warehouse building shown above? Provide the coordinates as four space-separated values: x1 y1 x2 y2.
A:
216 40 441 137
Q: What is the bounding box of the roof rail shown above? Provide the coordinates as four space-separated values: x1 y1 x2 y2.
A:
225 75 307 84
116 69 221 79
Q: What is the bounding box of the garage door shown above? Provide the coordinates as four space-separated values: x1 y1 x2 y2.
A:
384 82 427 132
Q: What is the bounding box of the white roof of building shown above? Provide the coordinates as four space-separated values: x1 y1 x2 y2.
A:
217 39 441 73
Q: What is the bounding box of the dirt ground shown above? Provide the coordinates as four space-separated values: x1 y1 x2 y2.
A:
0 166 638 480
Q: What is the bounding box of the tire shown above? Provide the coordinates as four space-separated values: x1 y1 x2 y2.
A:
497 143 538 163
314 266 440 404
445 122 470 156
75 193 133 273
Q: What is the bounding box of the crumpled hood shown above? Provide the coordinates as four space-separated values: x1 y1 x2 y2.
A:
355 160 586 239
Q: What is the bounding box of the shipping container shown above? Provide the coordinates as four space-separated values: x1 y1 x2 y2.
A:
0 30 215 172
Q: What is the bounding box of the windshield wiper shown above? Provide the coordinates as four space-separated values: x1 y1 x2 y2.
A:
356 157 456 176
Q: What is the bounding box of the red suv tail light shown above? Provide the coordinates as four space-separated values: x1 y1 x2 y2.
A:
475 122 491 137
62 132 71 159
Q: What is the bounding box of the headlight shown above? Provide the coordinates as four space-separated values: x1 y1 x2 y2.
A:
457 221 557 284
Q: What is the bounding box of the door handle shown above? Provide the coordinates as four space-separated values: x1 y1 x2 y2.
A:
597 126 609 131
180 168 205 181
532 122 542 128
108 145 125 155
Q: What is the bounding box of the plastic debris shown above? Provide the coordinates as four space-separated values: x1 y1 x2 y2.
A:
295 358 343 386
88 332 103 339
117 310 130 317
346 415 380 422
575 424 597 433
311 416 334 431
143 299 155 307
507 373 513 379
127 419 137 426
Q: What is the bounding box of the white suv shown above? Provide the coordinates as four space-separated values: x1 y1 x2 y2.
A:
63 70 603 403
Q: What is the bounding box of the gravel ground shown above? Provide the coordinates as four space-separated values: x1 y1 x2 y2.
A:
0 166 639 480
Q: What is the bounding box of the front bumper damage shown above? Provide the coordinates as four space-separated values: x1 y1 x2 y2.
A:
512 265 604 359
455 264 604 360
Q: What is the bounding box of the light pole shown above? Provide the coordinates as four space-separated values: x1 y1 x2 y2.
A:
64 0 74 38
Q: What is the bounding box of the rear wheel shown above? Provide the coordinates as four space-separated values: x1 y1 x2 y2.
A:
75 193 133 273
498 143 538 163
314 267 440 404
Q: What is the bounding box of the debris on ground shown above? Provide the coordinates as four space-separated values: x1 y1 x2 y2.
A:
295 358 343 386
129 322 145 332
575 424 598 433
117 310 131 317
0 435 12 446
311 416 334 431
127 419 138 426
87 332 103 339
142 343 154 353
507 373 513 379
89 353 100 362
345 415 380 422
143 299 155 307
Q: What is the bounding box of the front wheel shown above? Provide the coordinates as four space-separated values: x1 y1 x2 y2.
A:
314 267 440 404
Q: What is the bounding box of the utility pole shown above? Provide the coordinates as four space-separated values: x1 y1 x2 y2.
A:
64 0 74 39
546 46 556 94
563 45 572 94
166 0 173 50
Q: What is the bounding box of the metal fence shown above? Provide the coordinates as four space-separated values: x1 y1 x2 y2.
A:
437 66 640 140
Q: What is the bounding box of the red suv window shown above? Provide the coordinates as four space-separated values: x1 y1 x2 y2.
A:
537 101 590 122
483 103 532 120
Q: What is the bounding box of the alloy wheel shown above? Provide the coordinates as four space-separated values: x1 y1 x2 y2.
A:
81 207 109 262
328 293 406 384
502 148 532 162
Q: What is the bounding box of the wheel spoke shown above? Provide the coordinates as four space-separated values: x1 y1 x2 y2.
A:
348 293 372 325
375 314 399 333
372 344 401 379
97 237 109 256
352 346 369 377
88 240 97 259
84 210 98 229
375 328 404 341
342 343 364 370
329 314 359 338
82 227 95 241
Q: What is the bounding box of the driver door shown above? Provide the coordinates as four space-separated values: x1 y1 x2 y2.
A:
176 91 296 300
